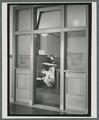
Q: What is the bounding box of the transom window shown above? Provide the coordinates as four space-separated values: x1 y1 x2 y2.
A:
36 6 61 29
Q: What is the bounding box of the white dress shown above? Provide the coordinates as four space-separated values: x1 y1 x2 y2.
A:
42 67 55 88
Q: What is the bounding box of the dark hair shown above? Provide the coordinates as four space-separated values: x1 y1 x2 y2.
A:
48 55 55 63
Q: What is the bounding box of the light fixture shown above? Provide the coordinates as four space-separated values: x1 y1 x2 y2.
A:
41 33 48 37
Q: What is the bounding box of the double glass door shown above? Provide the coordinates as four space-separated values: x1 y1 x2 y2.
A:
13 4 90 114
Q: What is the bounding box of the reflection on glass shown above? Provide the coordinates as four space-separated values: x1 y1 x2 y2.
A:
35 33 60 107
66 5 86 27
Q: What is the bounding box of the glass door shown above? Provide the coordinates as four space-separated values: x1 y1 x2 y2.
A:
14 8 32 104
65 31 87 113
64 5 88 114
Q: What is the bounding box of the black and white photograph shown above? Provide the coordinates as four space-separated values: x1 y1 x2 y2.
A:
2 1 97 118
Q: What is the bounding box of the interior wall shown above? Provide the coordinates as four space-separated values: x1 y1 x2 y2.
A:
40 36 47 55
40 34 60 57
47 34 60 57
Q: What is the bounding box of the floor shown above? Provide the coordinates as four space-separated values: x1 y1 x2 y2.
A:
36 85 60 107
9 103 87 116
9 103 63 116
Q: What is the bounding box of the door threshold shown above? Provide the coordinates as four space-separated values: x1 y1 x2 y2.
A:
65 109 86 114
10 102 61 112
32 104 60 112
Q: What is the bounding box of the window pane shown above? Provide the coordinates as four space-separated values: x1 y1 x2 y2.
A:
65 72 86 112
66 31 86 71
65 30 88 113
16 9 31 31
16 35 32 68
66 73 84 96
66 5 86 27
38 10 61 29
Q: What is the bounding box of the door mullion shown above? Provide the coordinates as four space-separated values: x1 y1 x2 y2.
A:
60 5 66 111
60 31 65 111
31 7 37 105
13 8 16 102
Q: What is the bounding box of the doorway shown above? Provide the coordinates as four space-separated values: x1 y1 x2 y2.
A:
35 33 60 108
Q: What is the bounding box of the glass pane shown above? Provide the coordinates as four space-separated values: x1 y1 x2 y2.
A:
66 5 86 27
35 33 60 107
16 35 32 68
66 31 86 71
65 72 86 113
66 73 84 96
16 9 31 31
38 10 61 29
65 30 87 113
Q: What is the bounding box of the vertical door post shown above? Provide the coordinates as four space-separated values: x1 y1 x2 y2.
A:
60 6 65 111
